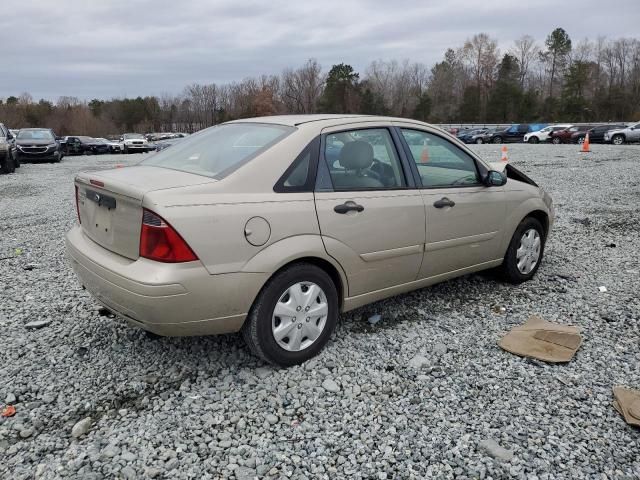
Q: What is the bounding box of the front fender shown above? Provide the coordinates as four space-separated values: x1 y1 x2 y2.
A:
499 196 551 255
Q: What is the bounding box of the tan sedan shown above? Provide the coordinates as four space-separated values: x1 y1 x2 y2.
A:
66 115 554 366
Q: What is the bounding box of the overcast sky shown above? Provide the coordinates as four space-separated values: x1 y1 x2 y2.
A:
1 0 638 101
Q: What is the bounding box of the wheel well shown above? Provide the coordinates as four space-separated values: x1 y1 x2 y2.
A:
271 257 345 311
525 210 549 239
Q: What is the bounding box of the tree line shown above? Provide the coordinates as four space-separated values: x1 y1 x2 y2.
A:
1 28 639 137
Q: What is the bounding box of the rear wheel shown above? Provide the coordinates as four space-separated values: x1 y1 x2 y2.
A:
528 137 539 144
475 138 484 144
612 134 625 145
499 217 545 284
492 136 503 144
552 137 562 145
242 263 339 367
576 136 585 144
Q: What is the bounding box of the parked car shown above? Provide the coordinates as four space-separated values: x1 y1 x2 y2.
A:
120 133 151 153
603 122 640 145
66 115 554 366
0 123 17 173
470 128 500 144
457 128 489 144
570 124 627 144
485 124 548 144
14 128 63 163
96 137 123 153
64 136 109 155
549 125 595 144
153 137 185 152
523 124 572 144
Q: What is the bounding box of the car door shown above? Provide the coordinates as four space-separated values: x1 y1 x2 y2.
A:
396 126 506 279
629 123 640 142
314 124 426 297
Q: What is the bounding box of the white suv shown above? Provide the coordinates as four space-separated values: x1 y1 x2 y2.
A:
524 124 572 144
120 133 150 154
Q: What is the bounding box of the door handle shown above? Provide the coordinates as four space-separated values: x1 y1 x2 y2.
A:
433 197 455 208
334 202 365 214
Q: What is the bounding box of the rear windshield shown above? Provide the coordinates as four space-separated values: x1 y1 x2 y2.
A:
141 123 294 179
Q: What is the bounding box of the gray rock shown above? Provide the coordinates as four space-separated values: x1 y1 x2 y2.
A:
235 466 257 480
408 354 430 369
24 319 52 329
19 428 34 438
121 466 136 479
322 378 340 393
5 392 16 404
71 417 92 438
432 343 448 355
478 439 514 462
266 414 279 425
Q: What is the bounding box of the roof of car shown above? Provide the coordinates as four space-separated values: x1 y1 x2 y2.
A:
229 114 427 127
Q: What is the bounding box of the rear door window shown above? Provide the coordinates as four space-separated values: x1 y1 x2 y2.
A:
322 128 407 190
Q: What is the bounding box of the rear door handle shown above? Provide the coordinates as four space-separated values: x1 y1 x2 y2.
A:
433 197 455 208
334 202 365 214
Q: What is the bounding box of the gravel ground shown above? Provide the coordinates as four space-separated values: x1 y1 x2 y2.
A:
1 145 639 479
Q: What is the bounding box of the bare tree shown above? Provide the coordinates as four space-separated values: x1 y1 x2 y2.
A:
511 35 539 88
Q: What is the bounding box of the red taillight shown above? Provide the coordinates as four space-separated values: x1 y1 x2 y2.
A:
75 185 81 224
139 209 198 263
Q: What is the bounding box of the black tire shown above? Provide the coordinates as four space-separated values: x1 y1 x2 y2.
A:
528 137 539 144
123 146 129 154
612 134 625 145
576 136 585 144
242 263 339 367
475 138 484 144
13 151 20 168
1 152 15 174
551 137 561 145
498 217 546 284
492 136 503 144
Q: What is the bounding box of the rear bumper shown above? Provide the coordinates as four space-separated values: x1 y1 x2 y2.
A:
65 226 267 336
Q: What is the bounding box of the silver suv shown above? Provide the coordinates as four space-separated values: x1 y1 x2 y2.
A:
604 122 640 145
0 123 17 173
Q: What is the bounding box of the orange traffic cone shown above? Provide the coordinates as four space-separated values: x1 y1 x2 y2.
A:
420 147 429 163
501 145 508 162
581 133 591 153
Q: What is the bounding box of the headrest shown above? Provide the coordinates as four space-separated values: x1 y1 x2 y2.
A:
339 141 373 170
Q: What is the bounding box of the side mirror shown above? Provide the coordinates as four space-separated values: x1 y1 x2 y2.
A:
485 170 507 187
7 133 13 140
119 137 124 142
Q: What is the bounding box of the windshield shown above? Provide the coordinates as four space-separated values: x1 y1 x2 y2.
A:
141 123 294 179
79 136 95 143
123 133 144 140
17 130 54 141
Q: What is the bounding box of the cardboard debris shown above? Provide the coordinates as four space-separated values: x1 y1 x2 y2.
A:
498 315 582 363
613 387 640 427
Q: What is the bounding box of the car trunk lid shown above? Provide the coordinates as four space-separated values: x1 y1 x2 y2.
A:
75 166 216 259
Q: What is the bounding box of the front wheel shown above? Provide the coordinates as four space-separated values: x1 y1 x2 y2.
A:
242 263 339 367
576 136 585 144
1 152 16 173
498 217 545 284
528 137 539 144
612 134 625 145
551 137 561 145
475 138 484 144
492 136 503 144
